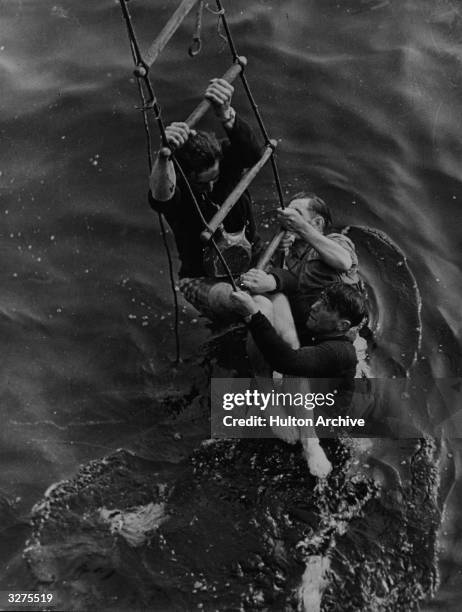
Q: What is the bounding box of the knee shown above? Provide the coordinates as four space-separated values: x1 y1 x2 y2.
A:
208 282 234 311
208 281 232 300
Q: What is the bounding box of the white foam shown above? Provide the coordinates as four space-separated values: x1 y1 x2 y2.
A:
99 502 167 547
298 555 330 611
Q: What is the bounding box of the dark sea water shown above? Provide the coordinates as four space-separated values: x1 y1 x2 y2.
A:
1 0 462 609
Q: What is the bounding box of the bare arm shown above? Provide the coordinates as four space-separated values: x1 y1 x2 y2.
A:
297 223 352 271
149 122 193 202
149 147 177 202
277 208 352 272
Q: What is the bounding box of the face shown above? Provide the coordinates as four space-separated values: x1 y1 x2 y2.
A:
306 296 349 335
190 161 220 194
289 198 324 232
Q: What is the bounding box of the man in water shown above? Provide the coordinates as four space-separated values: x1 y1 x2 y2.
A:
240 192 360 346
149 77 263 319
231 283 367 477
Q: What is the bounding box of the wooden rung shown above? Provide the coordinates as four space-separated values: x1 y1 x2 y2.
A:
200 141 277 243
256 230 285 270
185 57 247 128
145 0 200 67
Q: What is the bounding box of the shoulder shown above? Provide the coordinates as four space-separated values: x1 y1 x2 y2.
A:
316 336 356 358
324 338 357 363
327 232 358 267
327 232 356 252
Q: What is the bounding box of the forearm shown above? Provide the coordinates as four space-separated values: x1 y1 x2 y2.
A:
149 151 176 202
219 106 236 130
298 226 352 271
224 114 262 167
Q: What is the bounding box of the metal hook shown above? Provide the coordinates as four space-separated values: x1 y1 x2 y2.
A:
188 37 202 57
188 0 204 57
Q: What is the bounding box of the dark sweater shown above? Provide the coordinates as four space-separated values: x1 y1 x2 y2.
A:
149 115 262 278
248 312 357 379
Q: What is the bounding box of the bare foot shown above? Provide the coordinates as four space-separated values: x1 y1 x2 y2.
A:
301 438 332 478
298 555 330 612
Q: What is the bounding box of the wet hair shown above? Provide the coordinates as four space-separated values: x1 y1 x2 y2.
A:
292 191 332 231
174 130 223 175
321 283 367 327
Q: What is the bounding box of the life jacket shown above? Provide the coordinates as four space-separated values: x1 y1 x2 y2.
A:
202 226 252 278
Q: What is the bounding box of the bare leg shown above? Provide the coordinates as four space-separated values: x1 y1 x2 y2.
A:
268 293 300 349
202 286 324 454
207 286 331 476
296 379 332 478
244 292 300 376
232 295 297 443
207 281 235 315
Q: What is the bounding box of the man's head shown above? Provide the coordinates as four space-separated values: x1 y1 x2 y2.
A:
306 283 367 335
289 192 332 234
175 130 222 194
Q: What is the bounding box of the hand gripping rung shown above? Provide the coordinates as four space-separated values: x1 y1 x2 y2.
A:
185 57 247 128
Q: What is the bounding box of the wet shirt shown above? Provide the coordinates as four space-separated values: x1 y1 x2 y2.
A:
270 233 360 335
149 116 262 278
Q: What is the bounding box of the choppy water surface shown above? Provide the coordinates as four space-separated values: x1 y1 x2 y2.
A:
0 0 461 608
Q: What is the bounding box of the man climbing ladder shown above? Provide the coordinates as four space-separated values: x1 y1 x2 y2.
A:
149 77 266 320
119 0 285 339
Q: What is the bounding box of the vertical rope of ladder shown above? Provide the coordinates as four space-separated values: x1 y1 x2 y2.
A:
214 0 285 212
120 0 181 363
119 0 239 362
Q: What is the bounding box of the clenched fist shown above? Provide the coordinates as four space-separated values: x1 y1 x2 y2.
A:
164 122 196 149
